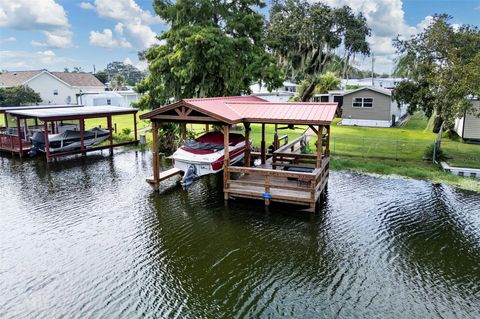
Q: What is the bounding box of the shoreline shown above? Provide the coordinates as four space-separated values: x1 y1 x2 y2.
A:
330 157 480 193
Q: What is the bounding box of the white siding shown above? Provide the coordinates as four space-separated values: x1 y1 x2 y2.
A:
26 73 105 105
463 101 480 140
26 73 76 104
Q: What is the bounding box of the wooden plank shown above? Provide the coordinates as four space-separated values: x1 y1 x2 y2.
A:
227 186 312 203
146 167 182 183
228 179 310 192
227 166 318 179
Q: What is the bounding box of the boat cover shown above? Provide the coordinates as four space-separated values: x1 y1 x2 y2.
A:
181 132 245 155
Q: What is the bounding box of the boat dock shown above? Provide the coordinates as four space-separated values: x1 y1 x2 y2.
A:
1 105 139 160
141 96 336 210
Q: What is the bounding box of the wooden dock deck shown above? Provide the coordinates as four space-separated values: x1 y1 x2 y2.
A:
226 157 329 208
0 133 32 157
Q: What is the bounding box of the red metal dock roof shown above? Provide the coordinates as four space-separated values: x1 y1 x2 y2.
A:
141 96 337 125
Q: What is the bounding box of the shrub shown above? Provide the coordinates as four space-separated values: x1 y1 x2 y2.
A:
122 128 132 135
424 143 447 161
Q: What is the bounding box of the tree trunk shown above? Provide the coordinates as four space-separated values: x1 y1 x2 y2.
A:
432 115 443 134
301 76 318 102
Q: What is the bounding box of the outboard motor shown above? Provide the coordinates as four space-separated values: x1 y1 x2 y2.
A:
181 165 197 188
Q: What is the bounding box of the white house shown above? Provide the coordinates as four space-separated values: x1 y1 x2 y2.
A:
341 77 405 90
0 70 106 105
454 99 480 141
249 81 298 102
341 87 408 127
77 90 141 107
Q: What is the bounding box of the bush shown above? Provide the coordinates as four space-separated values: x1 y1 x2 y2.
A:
122 127 132 135
424 143 447 161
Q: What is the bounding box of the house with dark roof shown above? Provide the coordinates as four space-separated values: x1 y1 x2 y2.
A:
0 70 106 105
340 86 408 127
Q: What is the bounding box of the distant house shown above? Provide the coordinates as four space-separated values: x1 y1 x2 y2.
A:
249 81 298 102
341 77 405 90
340 87 408 127
312 90 352 110
78 90 141 107
0 70 106 105
454 99 480 141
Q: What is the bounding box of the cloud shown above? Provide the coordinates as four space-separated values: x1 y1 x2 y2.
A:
85 0 162 25
123 57 147 71
80 0 162 49
0 50 70 70
89 29 132 48
79 2 95 10
0 36 16 43
318 0 431 73
0 0 73 48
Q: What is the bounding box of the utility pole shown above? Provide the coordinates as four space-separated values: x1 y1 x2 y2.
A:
371 53 375 86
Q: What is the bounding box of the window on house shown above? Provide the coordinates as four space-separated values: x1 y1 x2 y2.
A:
106 99 111 105
352 98 363 107
352 97 374 108
363 98 373 107
53 89 58 96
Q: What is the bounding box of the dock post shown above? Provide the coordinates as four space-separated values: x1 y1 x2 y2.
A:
16 117 23 158
325 125 330 157
316 125 323 168
244 123 250 167
107 115 113 156
152 121 160 191
261 123 266 164
223 125 230 200
274 124 279 150
133 113 138 141
79 118 85 156
43 121 51 162
181 122 187 142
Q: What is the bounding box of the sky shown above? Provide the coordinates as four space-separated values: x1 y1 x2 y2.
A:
0 0 479 75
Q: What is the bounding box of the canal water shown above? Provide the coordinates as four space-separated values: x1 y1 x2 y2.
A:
1 151 479 319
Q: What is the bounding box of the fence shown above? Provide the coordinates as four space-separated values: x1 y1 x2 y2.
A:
330 136 432 161
327 136 480 168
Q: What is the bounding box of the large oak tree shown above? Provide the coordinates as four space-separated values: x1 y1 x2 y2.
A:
266 0 370 101
135 0 283 109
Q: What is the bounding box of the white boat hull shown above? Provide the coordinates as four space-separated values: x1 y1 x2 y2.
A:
172 141 247 177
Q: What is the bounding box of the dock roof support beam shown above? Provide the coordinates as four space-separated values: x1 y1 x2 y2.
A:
261 123 266 165
133 113 138 141
244 123 250 167
223 125 230 201
151 121 160 191
16 117 23 158
107 115 113 156
43 121 51 162
316 125 323 169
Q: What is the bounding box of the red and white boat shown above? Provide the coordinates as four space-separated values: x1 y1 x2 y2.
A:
172 131 249 186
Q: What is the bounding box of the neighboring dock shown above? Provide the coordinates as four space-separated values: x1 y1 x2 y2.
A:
1 105 138 160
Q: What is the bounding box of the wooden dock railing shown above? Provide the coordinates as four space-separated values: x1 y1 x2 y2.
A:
225 157 329 208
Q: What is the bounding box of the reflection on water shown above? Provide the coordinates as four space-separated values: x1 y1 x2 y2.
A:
0 152 479 319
